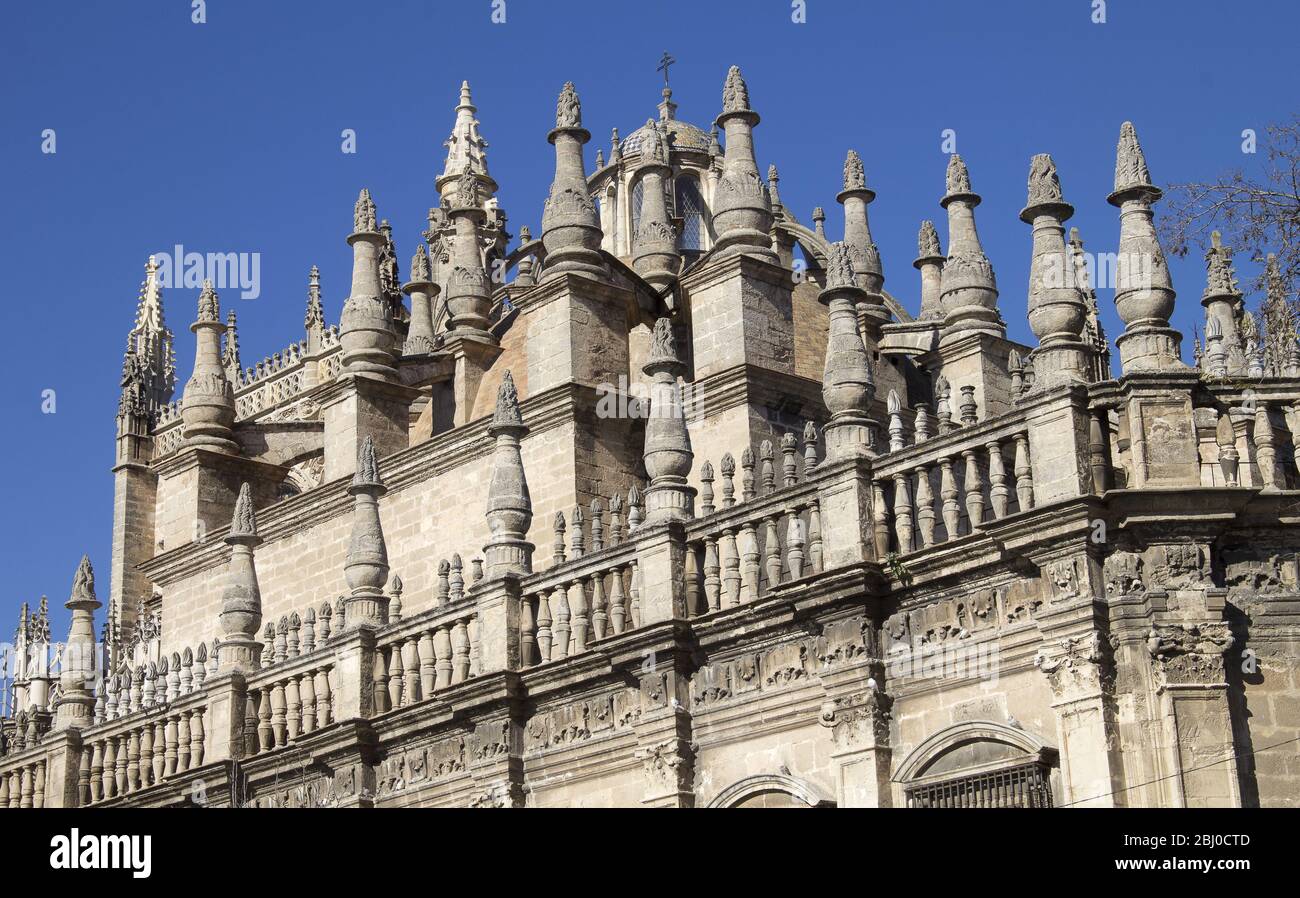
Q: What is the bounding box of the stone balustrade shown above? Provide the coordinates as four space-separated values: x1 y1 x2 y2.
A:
518 541 640 669
81 687 211 805
244 649 336 756
373 600 480 711
0 754 47 808
684 480 824 613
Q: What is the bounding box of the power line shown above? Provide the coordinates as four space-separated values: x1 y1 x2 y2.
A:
1060 732 1294 810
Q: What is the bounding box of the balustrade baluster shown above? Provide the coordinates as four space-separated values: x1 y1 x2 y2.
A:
402 637 421 704
964 448 986 528
300 667 318 734
721 529 741 607
153 721 166 783
270 682 287 748
893 473 915 553
786 513 806 579
286 673 303 739
387 643 404 709
1013 432 1034 510
915 465 936 548
808 500 823 572
176 712 191 772
452 619 471 683
519 598 537 668
987 440 1009 519
551 585 570 660
740 522 761 602
609 569 627 634
255 689 272 754
536 592 553 662
703 538 721 611
189 712 205 768
569 578 589 653
434 625 453 689
940 457 961 539
764 515 783 590
315 670 332 728
629 560 642 628
372 648 389 714
871 482 891 557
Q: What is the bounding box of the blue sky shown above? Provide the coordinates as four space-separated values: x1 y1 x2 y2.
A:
2 0 1296 639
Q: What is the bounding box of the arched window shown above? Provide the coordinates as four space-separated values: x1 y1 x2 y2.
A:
893 721 1058 808
675 176 707 252
630 178 645 242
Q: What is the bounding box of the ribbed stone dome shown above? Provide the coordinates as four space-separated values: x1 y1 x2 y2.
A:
621 117 711 155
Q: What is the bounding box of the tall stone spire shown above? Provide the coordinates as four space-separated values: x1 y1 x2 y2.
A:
437 81 498 206
344 435 390 628
340 188 399 379
820 242 876 459
124 255 178 413
443 166 494 337
1108 121 1183 372
181 280 238 453
838 149 884 295
53 556 100 729
484 371 535 575
1200 231 1246 375
1020 153 1090 387
541 82 608 280
939 154 1003 343
631 119 682 291
222 309 241 382
402 243 439 355
218 483 263 672
711 66 777 264
642 318 696 523
914 220 945 321
1069 227 1112 381
305 264 325 343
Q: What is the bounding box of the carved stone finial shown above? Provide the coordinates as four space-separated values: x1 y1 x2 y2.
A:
493 370 523 428
945 154 972 197
917 220 942 260
70 555 96 603
1113 121 1154 195
410 243 432 283
229 482 257 540
556 81 582 129
354 434 383 489
354 188 378 233
1026 153 1064 206
721 65 750 114
197 280 220 323
843 149 866 191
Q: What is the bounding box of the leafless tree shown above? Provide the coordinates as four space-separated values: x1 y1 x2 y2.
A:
1160 117 1300 313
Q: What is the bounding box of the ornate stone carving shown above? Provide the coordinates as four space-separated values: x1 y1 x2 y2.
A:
1147 623 1234 688
635 738 694 797
819 691 890 751
1035 632 1108 700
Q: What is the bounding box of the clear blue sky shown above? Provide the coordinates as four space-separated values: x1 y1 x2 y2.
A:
2 0 1296 639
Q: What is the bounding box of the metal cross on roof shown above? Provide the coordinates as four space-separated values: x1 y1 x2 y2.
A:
657 52 675 87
